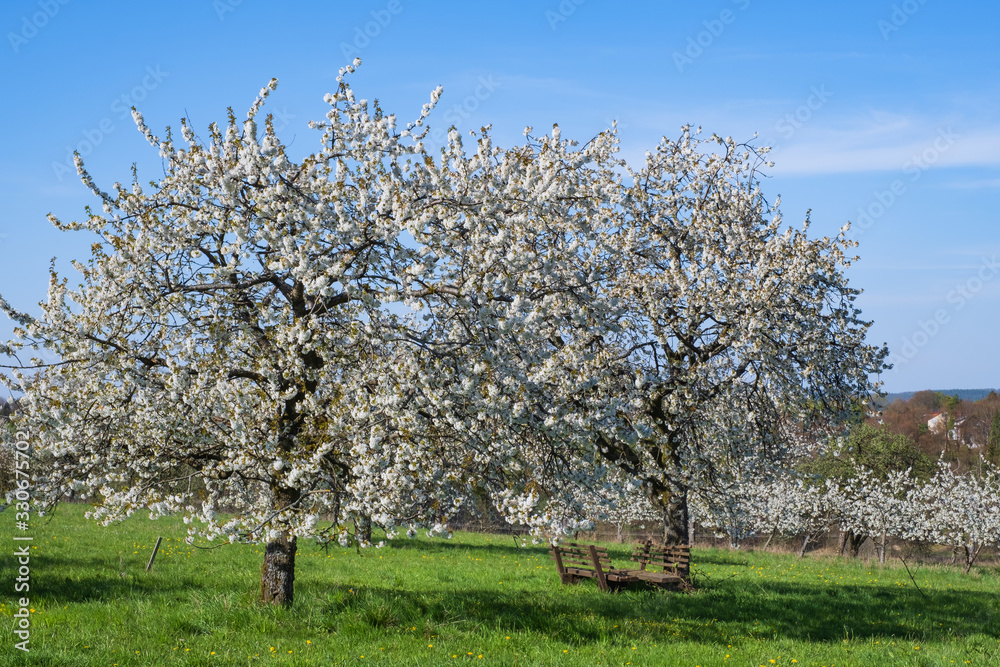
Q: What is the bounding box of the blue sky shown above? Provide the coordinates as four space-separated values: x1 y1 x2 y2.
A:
0 0 997 393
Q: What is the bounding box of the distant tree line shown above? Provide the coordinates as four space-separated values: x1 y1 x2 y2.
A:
876 390 1000 469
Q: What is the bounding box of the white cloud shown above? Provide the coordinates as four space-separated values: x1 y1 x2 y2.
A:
771 125 1000 175
624 100 1000 176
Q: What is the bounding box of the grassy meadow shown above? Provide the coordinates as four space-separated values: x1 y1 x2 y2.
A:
2 505 1000 666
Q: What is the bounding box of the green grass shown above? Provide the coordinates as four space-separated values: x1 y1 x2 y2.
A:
2 505 1000 665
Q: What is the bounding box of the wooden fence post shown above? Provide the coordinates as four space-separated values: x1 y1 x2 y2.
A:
146 536 163 572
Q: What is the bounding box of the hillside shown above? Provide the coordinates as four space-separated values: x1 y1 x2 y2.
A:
880 388 998 405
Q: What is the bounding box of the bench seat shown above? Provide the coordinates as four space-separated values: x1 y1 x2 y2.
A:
550 540 690 592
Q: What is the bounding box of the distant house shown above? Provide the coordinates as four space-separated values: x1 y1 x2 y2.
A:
925 411 977 445
927 411 947 435
949 417 974 446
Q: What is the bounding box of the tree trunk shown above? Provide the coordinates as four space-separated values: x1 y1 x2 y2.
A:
847 532 865 558
261 368 313 607
661 487 690 545
259 529 297 606
964 544 979 574
356 515 372 544
838 529 848 555
798 533 811 558
259 487 301 607
763 528 777 551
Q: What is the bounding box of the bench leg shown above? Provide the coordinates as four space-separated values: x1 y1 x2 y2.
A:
588 545 610 592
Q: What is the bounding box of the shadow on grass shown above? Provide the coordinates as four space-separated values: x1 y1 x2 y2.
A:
298 574 1000 646
11 529 1000 647
1 552 195 603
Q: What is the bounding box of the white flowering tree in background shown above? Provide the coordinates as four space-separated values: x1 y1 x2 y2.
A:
691 485 757 550
600 478 663 543
572 468 661 542
801 422 933 558
694 457 1000 571
824 468 921 564
1 64 889 605
696 457 1000 570
909 461 1000 573
692 469 833 556
755 478 832 557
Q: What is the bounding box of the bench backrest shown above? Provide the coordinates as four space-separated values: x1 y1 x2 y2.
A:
631 541 691 577
555 542 613 569
550 542 615 590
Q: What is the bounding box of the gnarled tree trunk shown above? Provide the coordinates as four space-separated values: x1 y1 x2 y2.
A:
356 515 372 544
260 529 297 606
847 531 866 558
259 484 302 606
661 486 690 545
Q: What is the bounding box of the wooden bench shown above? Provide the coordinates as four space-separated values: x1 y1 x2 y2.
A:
549 542 641 592
629 541 690 587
